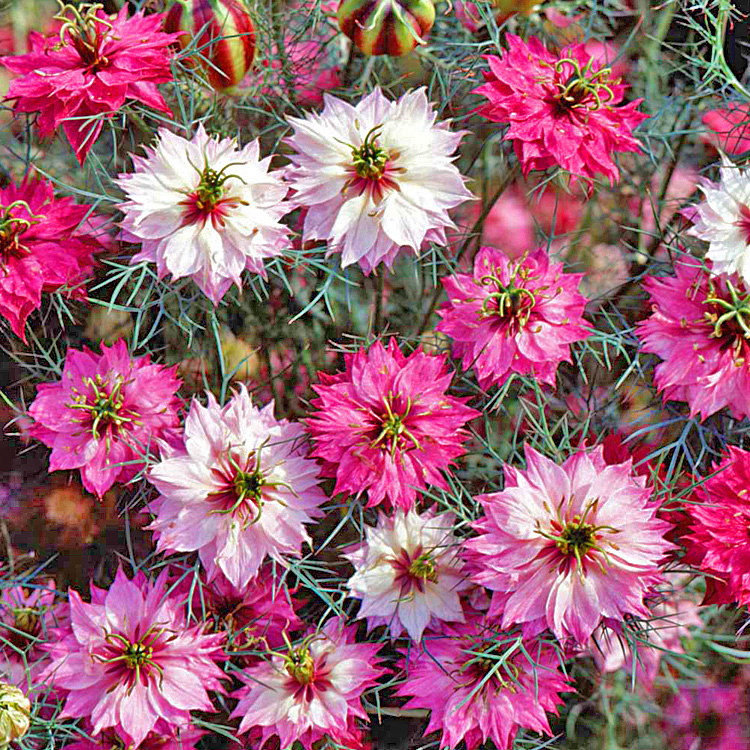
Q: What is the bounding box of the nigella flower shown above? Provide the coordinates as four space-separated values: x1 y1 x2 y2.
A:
635 259 750 421
685 154 750 284
0 177 105 342
344 508 471 642
0 4 176 165
685 447 750 606
306 339 479 511
465 445 672 644
230 617 385 750
394 611 572 750
474 34 647 188
147 385 327 590
65 721 206 750
435 246 590 391
116 125 292 304
283 87 474 274
28 339 182 499
39 567 226 747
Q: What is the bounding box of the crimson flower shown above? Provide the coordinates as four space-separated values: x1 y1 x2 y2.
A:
0 4 176 164
474 34 647 188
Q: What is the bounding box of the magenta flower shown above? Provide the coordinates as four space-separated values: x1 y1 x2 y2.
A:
466 445 672 644
306 339 479 511
230 617 384 750
685 447 750 606
39 567 226 747
116 125 292 304
0 5 176 164
436 246 590 390
344 507 471 641
395 612 572 750
28 339 182 499
64 721 205 750
474 34 647 187
635 260 750 421
147 385 327 590
0 177 105 342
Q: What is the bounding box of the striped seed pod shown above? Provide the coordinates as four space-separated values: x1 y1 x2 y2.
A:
337 0 435 57
165 0 256 90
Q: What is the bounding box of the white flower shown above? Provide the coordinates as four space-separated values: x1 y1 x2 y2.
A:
344 508 470 642
146 385 327 589
283 87 474 274
688 154 750 282
117 125 292 303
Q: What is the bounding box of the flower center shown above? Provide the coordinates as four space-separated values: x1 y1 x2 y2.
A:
479 262 539 330
234 466 265 504
407 553 438 584
195 166 228 213
351 125 389 181
736 204 750 245
371 395 422 457
0 201 41 263
94 628 166 693
702 277 750 364
54 2 113 73
67 374 137 441
285 646 315 685
551 57 617 113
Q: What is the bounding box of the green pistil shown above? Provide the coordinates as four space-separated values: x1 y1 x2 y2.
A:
67 375 135 440
351 125 389 181
187 157 247 213
54 1 113 69
371 395 422 457
285 646 315 684
95 629 165 693
0 201 43 262
552 57 616 111
703 279 750 363
12 608 39 637
408 553 438 583
479 264 537 327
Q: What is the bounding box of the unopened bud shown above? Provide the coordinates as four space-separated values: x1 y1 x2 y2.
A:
0 684 30 748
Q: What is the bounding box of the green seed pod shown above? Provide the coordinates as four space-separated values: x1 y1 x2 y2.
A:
165 0 256 90
337 0 436 57
0 684 30 749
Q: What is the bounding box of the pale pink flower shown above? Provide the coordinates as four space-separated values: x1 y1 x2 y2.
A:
684 155 750 284
305 339 479 511
117 125 292 304
0 6 176 164
344 508 471 642
435 246 590 390
147 385 327 590
39 567 226 747
230 617 385 750
466 445 673 644
283 87 474 274
395 611 573 750
474 34 648 188
28 339 182 499
635 260 750 421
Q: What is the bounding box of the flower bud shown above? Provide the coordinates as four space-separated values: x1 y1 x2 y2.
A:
165 0 256 90
337 0 435 57
0 684 30 748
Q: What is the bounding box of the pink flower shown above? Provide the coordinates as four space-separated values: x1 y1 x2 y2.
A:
685 447 750 606
344 507 471 641
635 260 750 421
465 445 672 644
0 177 105 342
435 246 590 390
116 125 292 304
283 87 474 274
0 6 176 164
230 617 385 750
306 339 479 511
662 682 750 750
702 103 750 155
28 339 182 499
65 721 205 750
147 385 327 590
39 567 226 747
395 611 573 750
474 34 648 188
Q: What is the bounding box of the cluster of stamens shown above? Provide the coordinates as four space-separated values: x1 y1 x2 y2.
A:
479 262 540 331
407 552 438 584
550 57 617 113
0 201 42 265
350 125 389 181
54 1 114 72
702 278 750 364
92 626 166 694
67 374 137 441
370 395 422 457
458 638 520 693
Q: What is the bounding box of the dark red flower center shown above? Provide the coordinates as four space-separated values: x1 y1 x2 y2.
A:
55 2 114 74
209 449 266 523
461 638 519 693
0 201 40 263
550 56 616 116
67 374 138 441
392 544 439 595
735 203 750 245
478 262 540 331
702 277 750 364
93 626 167 693
180 161 247 229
